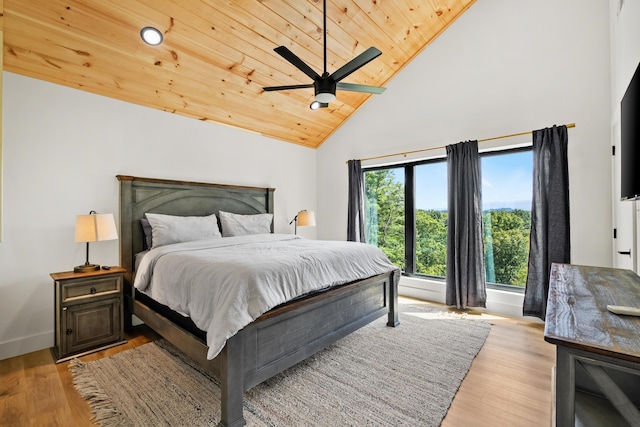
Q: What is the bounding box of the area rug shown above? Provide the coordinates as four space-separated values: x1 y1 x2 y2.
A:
70 304 490 426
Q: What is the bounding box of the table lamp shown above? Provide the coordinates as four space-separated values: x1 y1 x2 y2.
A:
74 210 118 272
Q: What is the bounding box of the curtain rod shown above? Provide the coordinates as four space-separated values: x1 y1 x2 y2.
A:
348 123 576 164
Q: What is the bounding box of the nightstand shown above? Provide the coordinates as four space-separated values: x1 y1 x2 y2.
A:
51 267 127 362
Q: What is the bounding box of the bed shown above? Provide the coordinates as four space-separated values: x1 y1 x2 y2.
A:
117 175 399 427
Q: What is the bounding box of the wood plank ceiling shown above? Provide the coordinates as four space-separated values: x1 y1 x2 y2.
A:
4 0 474 148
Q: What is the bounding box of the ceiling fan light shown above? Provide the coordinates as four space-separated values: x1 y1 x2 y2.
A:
140 27 163 46
315 92 336 103
310 101 329 110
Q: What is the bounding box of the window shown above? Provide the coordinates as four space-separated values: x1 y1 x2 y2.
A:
363 147 532 290
364 167 405 270
481 149 533 288
414 162 448 276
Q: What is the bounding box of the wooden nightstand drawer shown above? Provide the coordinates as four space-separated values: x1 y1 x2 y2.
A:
62 276 121 302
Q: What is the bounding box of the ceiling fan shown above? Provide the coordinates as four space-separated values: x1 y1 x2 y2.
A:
262 0 386 109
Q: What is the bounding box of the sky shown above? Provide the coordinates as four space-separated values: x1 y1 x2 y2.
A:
480 151 533 210
392 150 533 211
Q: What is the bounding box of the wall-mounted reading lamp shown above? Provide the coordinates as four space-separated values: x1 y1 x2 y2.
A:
289 210 316 235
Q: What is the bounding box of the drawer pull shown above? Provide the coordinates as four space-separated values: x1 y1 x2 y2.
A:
90 287 97 294
66 328 73 335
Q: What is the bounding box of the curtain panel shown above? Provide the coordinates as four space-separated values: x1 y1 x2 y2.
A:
445 140 487 309
523 125 570 320
347 159 366 242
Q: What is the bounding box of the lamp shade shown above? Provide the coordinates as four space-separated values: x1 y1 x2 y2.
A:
75 213 118 243
297 210 316 227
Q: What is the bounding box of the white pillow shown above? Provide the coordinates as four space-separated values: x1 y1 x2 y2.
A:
219 211 273 237
145 213 222 248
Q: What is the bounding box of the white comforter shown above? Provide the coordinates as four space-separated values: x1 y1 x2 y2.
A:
134 234 398 359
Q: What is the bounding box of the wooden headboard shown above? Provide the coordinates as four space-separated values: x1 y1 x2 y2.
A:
117 175 275 296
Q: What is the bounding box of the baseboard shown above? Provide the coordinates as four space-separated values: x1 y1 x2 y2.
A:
0 331 53 361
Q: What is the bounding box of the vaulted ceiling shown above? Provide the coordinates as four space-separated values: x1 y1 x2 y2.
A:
4 0 474 148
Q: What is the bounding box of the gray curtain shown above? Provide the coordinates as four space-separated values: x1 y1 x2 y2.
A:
446 140 486 309
523 125 570 320
347 159 366 242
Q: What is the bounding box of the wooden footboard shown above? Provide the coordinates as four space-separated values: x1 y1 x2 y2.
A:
133 271 398 427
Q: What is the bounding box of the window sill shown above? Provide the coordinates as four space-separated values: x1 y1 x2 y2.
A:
398 275 536 320
401 272 526 294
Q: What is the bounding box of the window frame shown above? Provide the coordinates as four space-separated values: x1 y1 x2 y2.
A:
363 145 532 293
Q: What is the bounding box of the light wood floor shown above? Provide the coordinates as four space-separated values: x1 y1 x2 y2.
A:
0 298 555 427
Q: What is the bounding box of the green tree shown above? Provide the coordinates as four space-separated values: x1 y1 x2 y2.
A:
483 210 531 287
365 170 405 269
416 209 447 276
365 169 532 287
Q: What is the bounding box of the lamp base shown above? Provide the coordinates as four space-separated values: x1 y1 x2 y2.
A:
74 263 100 273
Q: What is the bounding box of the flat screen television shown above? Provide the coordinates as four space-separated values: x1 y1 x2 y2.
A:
621 60 640 200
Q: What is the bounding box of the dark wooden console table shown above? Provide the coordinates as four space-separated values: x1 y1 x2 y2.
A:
545 263 640 427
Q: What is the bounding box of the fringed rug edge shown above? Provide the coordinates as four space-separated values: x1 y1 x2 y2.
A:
69 358 130 427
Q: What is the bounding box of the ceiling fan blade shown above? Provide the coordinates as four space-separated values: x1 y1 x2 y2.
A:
263 84 314 92
337 82 386 95
274 46 321 81
330 47 382 82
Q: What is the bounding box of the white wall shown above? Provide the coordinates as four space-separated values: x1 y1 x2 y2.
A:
317 0 612 317
0 72 317 360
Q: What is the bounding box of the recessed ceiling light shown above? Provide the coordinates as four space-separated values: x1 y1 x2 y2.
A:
140 26 163 46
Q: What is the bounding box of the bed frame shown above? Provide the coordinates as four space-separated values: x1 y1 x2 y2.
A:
117 175 399 427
